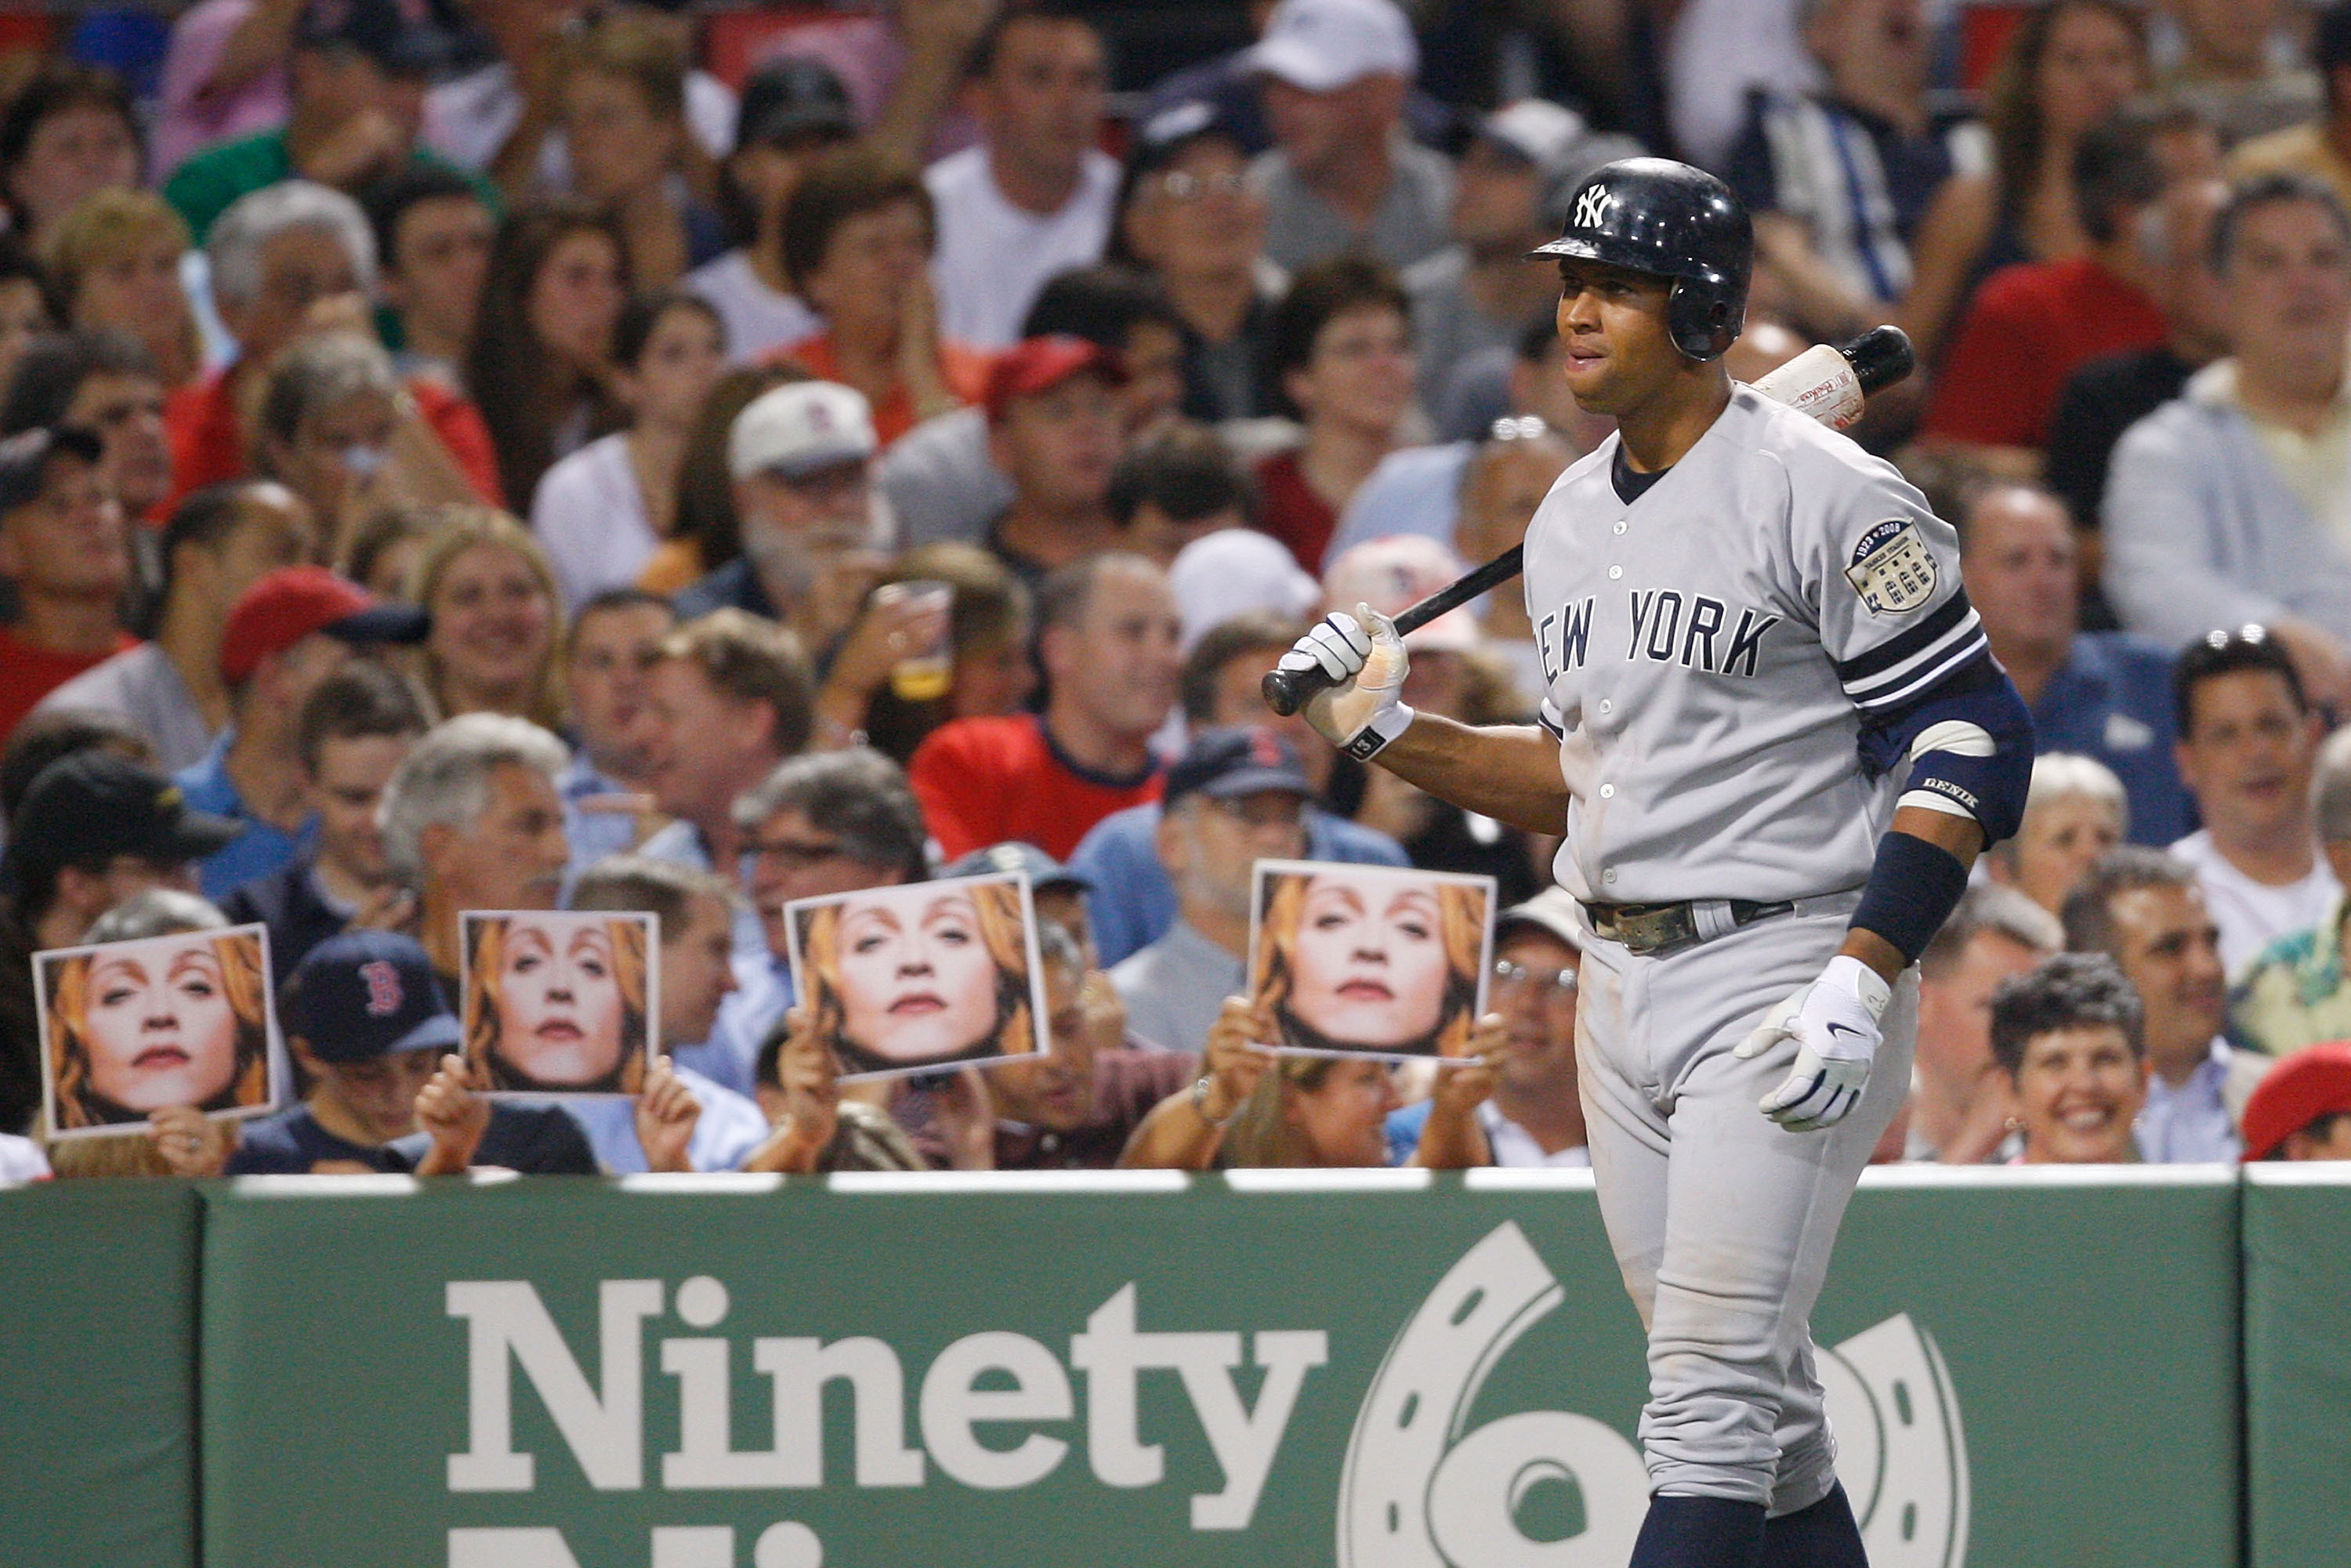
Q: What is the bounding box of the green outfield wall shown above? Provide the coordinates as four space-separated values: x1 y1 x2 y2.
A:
3 1164 2344 1568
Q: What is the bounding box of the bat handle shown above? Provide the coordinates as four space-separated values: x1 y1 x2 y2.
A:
1262 661 1328 718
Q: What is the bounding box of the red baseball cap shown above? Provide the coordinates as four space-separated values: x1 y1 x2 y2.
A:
984 335 1125 424
2239 1041 2351 1161
219 565 429 683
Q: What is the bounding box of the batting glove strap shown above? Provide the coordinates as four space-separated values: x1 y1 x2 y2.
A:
1342 702 1416 761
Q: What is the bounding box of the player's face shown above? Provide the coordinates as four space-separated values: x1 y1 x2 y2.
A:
1284 1057 1402 1166
2175 669 2321 840
1287 872 1453 1049
79 935 243 1113
1552 259 1686 416
1488 929 1578 1088
832 889 1001 1065
2013 1023 2145 1164
491 914 629 1087
2103 885 2226 1060
2008 791 2123 914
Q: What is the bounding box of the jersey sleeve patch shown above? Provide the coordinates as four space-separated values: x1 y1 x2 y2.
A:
1843 519 1940 614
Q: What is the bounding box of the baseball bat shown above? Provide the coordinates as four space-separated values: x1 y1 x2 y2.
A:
1262 324 1918 718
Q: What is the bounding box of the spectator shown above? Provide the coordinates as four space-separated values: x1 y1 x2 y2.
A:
343 498 441 596
2 331 176 528
2064 846 2268 1161
378 710 572 983
559 7 726 294
1725 0 1978 345
0 709 153 839
39 190 204 393
2237 1042 2351 1161
463 199 629 512
923 6 1118 349
686 57 854 364
0 427 132 739
365 165 495 386
1987 951 2148 1164
1106 422 1250 567
1920 110 2169 464
909 552 1179 860
2103 176 2351 693
531 289 726 610
1071 610 1408 967
163 0 480 244
1123 993 1502 1168
254 331 490 564
0 63 142 255
226 929 596 1174
1407 100 1631 413
636 609 816 939
779 150 986 448
1388 887 1588 1167
2041 183 2229 614
176 565 428 900
1166 516 1321 649
168 181 502 510
2157 0 2317 147
1108 726 1313 1054
1245 0 1451 275
980 335 1124 587
1985 753 2130 915
1955 477 2190 842
220 661 426 972
567 856 772 1173
2168 627 2339 974
2228 0 2351 218
1895 0 2148 367
1446 418 1579 693
410 509 564 730
1117 99 1279 424
858 543 1037 767
2231 730 2351 1056
0 246 55 400
1257 257 1416 572
637 361 800 596
742 1001 939 1173
1906 883 2061 1163
676 378 884 634
0 752 238 1132
556 587 674 869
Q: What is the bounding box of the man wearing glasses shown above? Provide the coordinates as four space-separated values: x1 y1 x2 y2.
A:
1386 886 1588 1167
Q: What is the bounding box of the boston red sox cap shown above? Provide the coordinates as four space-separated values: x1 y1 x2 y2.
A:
941 842 1092 894
285 930 462 1063
1164 726 1313 809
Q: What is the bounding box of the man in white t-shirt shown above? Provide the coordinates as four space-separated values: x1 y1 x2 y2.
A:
2168 625 2339 975
922 9 1118 349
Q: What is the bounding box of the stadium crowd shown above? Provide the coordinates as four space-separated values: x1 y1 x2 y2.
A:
5 0 2351 1188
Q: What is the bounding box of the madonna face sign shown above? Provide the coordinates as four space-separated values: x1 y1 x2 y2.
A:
784 872 1049 1081
38 924 283 1138
461 911 657 1095
1249 860 1495 1060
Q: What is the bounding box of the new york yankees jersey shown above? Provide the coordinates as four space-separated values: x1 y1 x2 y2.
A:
1524 384 1985 906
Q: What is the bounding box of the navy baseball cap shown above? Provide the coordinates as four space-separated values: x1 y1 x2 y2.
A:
737 56 857 149
2 752 241 883
295 0 459 77
285 930 462 1063
1164 726 1313 809
942 842 1092 893
0 425 103 516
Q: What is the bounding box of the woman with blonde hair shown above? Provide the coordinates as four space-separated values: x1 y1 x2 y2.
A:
408 507 567 732
45 925 271 1132
795 879 1037 1078
1253 866 1487 1059
42 187 203 389
464 911 650 1094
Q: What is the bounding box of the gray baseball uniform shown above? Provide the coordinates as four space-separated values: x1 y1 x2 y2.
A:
1522 384 1982 1511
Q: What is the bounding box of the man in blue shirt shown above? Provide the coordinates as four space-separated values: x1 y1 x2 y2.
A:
1072 610 1407 965
177 566 428 901
1954 478 2191 843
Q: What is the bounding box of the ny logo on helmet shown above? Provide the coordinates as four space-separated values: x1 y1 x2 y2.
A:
1574 184 1610 230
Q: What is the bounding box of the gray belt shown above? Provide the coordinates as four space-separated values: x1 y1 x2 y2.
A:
1581 896 1797 957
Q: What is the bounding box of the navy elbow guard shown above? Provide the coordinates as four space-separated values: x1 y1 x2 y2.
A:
1857 664 2035 846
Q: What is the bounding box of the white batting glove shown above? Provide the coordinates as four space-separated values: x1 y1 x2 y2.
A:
1734 954 1892 1132
1279 604 1415 760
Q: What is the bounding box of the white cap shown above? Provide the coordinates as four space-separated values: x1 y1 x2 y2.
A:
1246 0 1417 92
1481 99 1588 171
1170 529 1322 651
1497 885 1584 952
1322 534 1481 653
727 381 878 480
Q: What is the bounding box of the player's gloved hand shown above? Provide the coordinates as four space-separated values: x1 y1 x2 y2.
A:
1280 603 1415 759
1734 954 1892 1132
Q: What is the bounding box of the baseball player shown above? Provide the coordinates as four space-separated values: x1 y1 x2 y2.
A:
1279 158 2031 1566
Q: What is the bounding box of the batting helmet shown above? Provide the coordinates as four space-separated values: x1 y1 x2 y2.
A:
1529 158 1753 363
